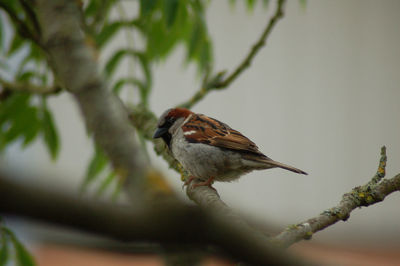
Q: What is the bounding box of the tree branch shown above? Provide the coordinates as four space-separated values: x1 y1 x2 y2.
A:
35 0 148 196
0 77 61 100
0 170 307 266
274 146 400 247
184 178 313 264
129 105 183 174
179 0 287 109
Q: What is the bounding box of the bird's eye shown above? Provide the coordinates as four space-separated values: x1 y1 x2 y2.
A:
166 118 174 127
160 117 174 128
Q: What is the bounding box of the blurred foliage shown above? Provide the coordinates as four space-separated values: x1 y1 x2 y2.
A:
0 0 216 194
0 0 57 160
81 143 121 199
0 0 286 193
0 0 298 264
81 0 216 193
0 219 35 266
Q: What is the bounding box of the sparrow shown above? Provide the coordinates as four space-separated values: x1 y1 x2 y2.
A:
153 108 307 187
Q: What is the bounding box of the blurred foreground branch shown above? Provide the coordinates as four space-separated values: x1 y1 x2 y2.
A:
0 171 305 266
180 0 287 109
274 146 400 247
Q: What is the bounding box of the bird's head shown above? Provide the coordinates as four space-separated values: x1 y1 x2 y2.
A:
153 108 193 146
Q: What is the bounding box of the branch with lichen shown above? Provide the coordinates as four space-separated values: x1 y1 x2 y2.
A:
179 0 286 109
273 146 400 247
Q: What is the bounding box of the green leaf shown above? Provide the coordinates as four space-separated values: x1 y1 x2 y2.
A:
17 71 35 82
95 21 124 48
95 172 116 197
112 78 145 95
41 104 59 160
0 230 9 266
183 10 212 72
163 0 179 28
7 230 35 266
136 0 213 74
14 242 35 266
22 111 40 147
145 19 168 59
27 43 45 62
7 34 25 56
246 0 256 11
82 145 108 190
4 106 38 144
299 0 307 8
140 0 159 17
0 93 41 150
84 0 101 17
0 93 40 151
104 50 127 78
135 52 152 89
104 49 141 78
199 38 212 72
0 93 30 126
187 19 202 60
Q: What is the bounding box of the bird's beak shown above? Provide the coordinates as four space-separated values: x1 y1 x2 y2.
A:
153 127 168 139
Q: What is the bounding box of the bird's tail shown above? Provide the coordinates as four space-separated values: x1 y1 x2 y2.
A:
243 154 308 175
253 156 308 175
266 159 308 175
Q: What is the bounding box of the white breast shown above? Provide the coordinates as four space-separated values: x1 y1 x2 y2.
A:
170 127 247 181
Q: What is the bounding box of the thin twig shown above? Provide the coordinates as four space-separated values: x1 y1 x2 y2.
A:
273 146 400 247
179 0 286 109
0 77 61 100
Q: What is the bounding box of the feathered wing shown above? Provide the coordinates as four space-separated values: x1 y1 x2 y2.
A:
183 114 307 175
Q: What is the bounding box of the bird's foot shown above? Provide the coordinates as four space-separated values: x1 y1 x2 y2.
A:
182 176 196 190
191 177 216 191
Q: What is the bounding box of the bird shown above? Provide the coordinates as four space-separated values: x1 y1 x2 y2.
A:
153 108 307 188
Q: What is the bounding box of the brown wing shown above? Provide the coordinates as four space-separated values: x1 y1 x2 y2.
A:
183 114 266 157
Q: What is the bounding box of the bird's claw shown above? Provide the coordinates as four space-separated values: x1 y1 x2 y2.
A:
182 176 217 192
190 177 217 192
182 176 195 190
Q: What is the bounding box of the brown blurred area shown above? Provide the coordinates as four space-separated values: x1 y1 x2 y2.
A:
34 242 400 266
291 242 400 266
34 244 234 266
